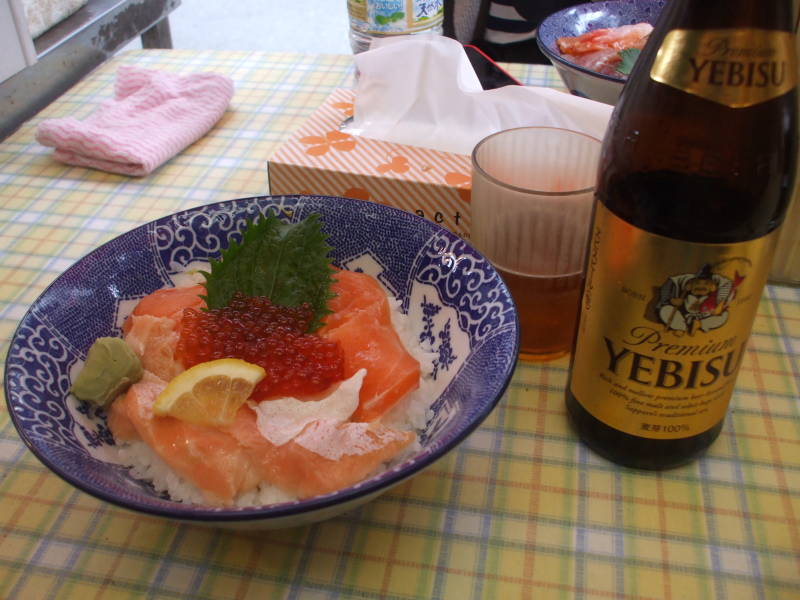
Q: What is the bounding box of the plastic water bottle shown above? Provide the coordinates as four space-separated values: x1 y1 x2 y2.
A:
347 0 444 54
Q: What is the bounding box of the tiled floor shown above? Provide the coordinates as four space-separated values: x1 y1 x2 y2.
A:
146 0 352 54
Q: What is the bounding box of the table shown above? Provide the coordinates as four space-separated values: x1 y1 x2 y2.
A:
1 50 798 600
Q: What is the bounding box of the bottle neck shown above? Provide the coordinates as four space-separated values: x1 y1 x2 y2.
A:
656 0 794 31
625 0 799 98
598 0 799 244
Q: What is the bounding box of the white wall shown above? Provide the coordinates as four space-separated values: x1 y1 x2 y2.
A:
0 0 36 83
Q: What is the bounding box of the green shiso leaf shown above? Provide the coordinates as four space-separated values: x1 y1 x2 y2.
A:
202 212 336 331
616 48 641 76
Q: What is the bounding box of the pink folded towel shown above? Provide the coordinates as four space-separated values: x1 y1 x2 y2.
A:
36 66 235 176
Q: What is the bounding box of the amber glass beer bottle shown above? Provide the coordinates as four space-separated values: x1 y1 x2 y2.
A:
565 0 799 468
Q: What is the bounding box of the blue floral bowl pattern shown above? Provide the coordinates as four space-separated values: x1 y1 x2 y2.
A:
537 0 666 105
5 195 519 528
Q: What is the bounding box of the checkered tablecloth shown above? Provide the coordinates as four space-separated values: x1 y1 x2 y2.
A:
1 51 798 600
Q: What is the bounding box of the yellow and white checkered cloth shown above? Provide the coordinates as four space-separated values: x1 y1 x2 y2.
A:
1 50 798 599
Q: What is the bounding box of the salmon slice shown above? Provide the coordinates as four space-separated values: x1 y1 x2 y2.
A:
107 397 139 442
557 23 653 56
109 379 414 503
227 406 415 499
323 308 420 422
321 270 390 331
123 284 206 334
109 374 260 505
123 314 184 381
571 47 625 76
319 269 420 421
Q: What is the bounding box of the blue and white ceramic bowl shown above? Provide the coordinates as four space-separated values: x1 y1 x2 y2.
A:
537 0 666 105
5 195 519 528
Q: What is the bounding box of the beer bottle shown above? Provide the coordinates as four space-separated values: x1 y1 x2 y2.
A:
565 0 799 469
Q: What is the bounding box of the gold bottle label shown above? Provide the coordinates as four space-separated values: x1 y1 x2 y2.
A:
651 29 798 107
570 204 779 439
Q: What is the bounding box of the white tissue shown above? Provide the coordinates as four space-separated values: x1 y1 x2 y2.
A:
348 35 613 155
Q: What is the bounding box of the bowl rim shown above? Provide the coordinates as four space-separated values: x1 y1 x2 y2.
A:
4 194 520 523
536 0 659 85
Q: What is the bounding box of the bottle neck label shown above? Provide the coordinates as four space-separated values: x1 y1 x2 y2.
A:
569 203 779 439
650 28 798 107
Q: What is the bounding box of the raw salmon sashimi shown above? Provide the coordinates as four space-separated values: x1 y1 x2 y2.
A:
569 48 627 77
123 315 184 381
556 23 653 56
122 284 207 379
109 375 415 504
123 284 206 334
109 373 261 504
324 309 421 422
322 269 391 330
226 407 415 499
321 270 421 422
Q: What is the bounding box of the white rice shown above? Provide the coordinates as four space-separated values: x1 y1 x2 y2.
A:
115 441 297 508
113 295 438 508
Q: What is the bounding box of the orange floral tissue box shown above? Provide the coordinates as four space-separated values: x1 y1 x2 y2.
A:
267 89 472 238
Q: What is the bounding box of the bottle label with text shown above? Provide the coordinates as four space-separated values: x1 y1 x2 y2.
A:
569 203 779 439
348 0 443 36
650 28 798 107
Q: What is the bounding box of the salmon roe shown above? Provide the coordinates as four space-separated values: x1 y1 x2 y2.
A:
176 292 344 399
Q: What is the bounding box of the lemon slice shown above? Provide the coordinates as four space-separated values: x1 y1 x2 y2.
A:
153 358 266 426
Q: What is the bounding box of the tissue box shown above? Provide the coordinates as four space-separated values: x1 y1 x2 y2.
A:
268 89 472 239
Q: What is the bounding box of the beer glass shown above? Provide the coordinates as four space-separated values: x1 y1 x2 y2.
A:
471 127 601 361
